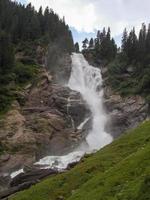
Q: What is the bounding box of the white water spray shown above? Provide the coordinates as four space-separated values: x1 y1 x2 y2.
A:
68 53 112 150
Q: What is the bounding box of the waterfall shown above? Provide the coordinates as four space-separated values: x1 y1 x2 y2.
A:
68 53 112 150
10 53 113 178
35 53 112 169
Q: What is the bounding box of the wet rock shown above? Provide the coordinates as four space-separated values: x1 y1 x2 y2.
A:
0 155 10 164
104 87 149 137
0 67 90 176
0 174 10 194
81 118 92 137
46 51 72 84
10 168 58 187
0 154 36 175
56 196 64 200
67 161 78 170
0 181 37 200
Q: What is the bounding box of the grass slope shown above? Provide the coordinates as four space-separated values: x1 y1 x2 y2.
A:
10 121 150 200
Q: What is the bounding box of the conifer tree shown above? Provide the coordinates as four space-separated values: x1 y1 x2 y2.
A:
89 38 94 49
137 23 146 62
0 0 74 53
82 38 88 49
146 24 150 59
75 42 80 52
0 32 14 75
122 28 128 54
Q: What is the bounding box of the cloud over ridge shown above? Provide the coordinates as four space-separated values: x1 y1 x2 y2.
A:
27 0 150 37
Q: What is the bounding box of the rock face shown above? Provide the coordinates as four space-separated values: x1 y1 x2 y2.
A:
103 86 149 138
83 53 149 138
0 69 90 184
46 44 72 84
0 168 58 200
0 49 92 195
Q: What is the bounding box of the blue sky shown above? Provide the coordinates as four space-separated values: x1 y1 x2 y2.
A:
70 27 97 48
16 0 26 4
14 0 149 48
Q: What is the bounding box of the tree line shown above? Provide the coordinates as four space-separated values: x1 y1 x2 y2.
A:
119 23 150 98
0 0 74 52
0 0 74 113
81 23 150 102
122 23 150 67
81 27 117 62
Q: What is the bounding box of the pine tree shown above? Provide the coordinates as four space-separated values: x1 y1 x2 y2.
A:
82 38 88 49
106 27 111 40
94 27 117 61
146 24 150 57
124 28 138 62
0 32 14 75
97 31 101 44
137 23 146 62
38 6 44 35
75 42 80 52
0 0 74 53
111 38 117 59
102 28 106 38
122 28 128 53
94 38 100 56
89 38 94 49
131 28 138 61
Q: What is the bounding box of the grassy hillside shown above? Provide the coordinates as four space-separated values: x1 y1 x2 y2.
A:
10 121 150 200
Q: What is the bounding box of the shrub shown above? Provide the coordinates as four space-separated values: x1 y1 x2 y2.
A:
14 62 38 85
0 86 14 113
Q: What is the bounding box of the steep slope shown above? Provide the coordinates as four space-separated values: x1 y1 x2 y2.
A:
9 120 150 200
0 0 74 114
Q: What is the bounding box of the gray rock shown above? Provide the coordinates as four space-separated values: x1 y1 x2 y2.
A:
104 87 149 137
10 168 58 187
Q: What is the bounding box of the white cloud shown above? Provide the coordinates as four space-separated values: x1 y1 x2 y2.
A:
27 0 150 37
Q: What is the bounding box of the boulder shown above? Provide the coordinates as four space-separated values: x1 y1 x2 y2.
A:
0 181 37 200
10 168 58 187
0 174 10 194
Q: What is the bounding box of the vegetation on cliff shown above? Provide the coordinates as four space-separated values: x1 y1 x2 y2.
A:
83 23 150 104
0 0 74 114
9 120 150 200
108 24 150 102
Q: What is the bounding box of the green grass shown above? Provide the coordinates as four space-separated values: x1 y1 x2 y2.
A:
10 121 150 200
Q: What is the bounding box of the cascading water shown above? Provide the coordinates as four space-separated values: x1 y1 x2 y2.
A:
35 53 112 169
68 53 112 150
11 53 113 177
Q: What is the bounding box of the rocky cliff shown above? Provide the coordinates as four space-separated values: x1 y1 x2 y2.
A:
101 66 149 137
0 53 91 194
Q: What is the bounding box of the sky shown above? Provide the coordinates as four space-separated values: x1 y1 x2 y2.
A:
13 0 150 47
